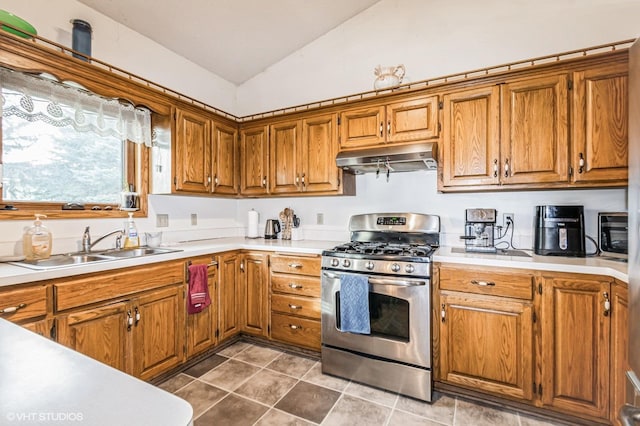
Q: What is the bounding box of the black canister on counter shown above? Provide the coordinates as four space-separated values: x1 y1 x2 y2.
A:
71 19 92 61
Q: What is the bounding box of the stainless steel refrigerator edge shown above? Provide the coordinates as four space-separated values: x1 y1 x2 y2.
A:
622 38 640 424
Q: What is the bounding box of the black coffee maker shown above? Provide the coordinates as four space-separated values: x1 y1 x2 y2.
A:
534 205 585 257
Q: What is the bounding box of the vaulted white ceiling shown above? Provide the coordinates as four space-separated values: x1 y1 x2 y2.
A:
77 0 381 85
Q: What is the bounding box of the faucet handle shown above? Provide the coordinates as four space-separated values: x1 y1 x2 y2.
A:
115 231 123 249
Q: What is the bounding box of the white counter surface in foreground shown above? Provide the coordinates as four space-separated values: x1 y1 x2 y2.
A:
0 319 193 426
434 246 629 283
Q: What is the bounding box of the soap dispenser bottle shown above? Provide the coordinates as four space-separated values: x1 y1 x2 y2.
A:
23 214 52 260
124 212 140 248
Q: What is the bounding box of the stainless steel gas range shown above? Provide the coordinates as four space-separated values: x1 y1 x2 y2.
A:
321 212 440 402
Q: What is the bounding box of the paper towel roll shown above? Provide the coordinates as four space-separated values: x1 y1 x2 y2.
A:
247 209 260 238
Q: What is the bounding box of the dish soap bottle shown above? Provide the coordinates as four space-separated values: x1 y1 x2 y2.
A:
23 214 52 260
123 212 140 248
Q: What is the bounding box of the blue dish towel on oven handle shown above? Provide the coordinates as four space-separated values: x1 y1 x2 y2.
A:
339 273 371 334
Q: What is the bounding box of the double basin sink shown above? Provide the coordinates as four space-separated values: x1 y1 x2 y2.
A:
11 247 182 270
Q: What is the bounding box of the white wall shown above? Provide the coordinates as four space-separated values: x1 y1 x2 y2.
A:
236 0 640 115
237 172 627 250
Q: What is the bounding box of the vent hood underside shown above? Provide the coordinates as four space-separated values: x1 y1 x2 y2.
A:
336 142 437 174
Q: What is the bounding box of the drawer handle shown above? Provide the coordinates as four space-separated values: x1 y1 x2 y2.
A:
288 283 303 289
0 303 27 315
288 304 302 310
288 263 303 269
471 280 495 287
289 324 303 330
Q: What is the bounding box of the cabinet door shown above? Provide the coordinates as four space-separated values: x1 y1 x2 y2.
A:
212 121 239 195
441 86 500 187
21 318 52 339
240 125 269 195
218 252 241 341
241 253 269 337
610 282 629 425
270 120 302 194
174 108 211 193
57 302 129 372
439 292 534 401
187 257 219 358
501 74 569 184
386 96 439 143
132 285 184 381
572 63 628 184
541 276 610 419
339 105 386 149
301 113 340 193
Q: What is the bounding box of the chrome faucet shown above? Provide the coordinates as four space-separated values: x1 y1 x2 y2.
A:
83 226 123 252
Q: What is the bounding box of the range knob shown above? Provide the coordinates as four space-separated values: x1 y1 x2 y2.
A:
405 264 415 274
390 263 401 272
365 261 375 270
342 259 351 267
331 258 340 267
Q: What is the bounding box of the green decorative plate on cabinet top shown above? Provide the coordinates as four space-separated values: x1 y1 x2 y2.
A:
0 10 37 38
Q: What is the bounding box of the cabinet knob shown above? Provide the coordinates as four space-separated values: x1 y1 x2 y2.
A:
471 280 496 287
603 291 611 316
288 263 303 269
387 120 391 136
127 310 133 331
493 159 498 178
379 122 383 137
578 153 585 174
262 176 267 187
134 306 141 325
288 304 302 310
289 324 303 330
504 159 510 178
288 283 303 289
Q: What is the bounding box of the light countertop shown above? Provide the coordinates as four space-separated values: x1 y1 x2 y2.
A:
0 237 342 287
0 319 193 426
0 238 628 287
434 246 628 283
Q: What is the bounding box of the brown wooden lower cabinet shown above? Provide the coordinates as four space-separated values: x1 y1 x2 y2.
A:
436 263 629 424
241 252 269 337
21 318 53 338
218 252 241 341
186 256 219 358
439 291 534 401
57 284 185 380
271 312 321 350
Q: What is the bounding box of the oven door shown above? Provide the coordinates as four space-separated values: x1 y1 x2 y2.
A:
321 270 431 369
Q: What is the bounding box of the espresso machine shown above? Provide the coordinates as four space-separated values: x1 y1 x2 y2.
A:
461 208 497 253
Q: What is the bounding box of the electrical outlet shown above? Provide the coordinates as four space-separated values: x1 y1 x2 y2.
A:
316 213 324 225
191 213 197 226
503 213 514 226
156 214 169 228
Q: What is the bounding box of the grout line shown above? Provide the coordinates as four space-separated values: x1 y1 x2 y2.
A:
320 392 345 425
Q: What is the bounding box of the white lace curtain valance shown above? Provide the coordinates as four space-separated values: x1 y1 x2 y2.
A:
0 67 152 147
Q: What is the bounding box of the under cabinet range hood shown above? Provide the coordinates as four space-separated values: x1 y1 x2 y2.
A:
336 142 437 174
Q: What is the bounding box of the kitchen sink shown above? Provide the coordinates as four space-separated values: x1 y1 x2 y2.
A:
10 247 182 270
97 247 179 258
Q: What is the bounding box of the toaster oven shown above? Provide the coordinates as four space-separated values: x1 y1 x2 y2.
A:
598 212 628 260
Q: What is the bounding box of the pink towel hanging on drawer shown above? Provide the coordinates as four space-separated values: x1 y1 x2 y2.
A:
187 263 210 314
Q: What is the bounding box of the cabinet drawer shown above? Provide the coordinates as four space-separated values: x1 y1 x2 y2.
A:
54 261 184 311
272 294 320 320
439 265 533 300
270 254 320 276
0 285 47 322
271 273 320 297
271 312 320 350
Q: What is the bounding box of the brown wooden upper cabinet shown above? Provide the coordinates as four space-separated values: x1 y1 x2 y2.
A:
440 61 628 192
173 107 239 196
339 95 439 149
269 113 341 195
571 62 628 184
240 125 270 196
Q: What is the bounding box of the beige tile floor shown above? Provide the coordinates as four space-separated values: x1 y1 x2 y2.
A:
159 341 567 426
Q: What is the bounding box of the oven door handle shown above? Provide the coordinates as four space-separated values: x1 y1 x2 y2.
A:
322 271 426 287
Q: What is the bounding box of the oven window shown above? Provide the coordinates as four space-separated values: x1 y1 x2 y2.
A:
336 291 410 342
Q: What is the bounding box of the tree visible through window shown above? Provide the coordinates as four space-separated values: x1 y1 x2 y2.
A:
2 111 124 204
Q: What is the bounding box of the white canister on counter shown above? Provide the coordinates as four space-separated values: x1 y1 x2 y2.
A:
247 209 260 238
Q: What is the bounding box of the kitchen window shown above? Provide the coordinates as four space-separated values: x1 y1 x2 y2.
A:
0 67 151 218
